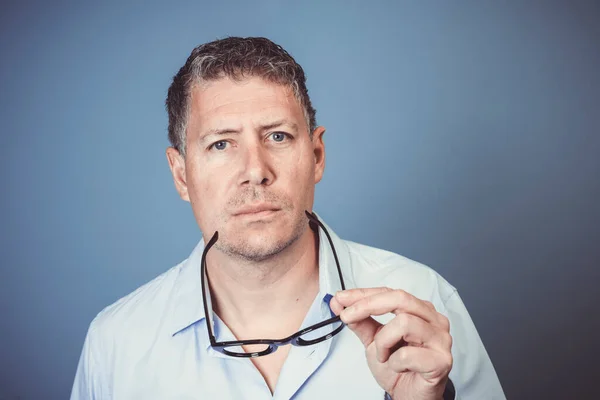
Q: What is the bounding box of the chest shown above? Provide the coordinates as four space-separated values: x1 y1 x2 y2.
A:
113 328 384 400
249 346 291 393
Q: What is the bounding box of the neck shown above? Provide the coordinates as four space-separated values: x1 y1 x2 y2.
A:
206 225 320 339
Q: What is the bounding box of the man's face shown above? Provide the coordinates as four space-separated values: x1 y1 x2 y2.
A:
167 76 326 261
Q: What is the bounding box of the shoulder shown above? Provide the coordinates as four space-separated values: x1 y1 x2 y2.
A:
86 260 187 344
343 239 457 307
72 260 192 395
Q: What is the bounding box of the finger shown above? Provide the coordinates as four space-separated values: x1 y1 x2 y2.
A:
335 287 392 307
387 346 453 382
423 300 436 312
373 313 439 363
340 289 443 329
337 289 440 319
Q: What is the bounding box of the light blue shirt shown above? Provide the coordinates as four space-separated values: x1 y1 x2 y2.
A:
71 214 506 399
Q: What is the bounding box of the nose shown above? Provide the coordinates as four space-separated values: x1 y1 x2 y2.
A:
238 142 274 187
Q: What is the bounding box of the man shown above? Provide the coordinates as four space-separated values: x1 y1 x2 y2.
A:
71 37 505 399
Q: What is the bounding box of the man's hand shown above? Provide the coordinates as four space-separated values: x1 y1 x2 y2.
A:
330 287 453 400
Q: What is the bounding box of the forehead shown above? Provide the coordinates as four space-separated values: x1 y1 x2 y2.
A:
188 76 305 131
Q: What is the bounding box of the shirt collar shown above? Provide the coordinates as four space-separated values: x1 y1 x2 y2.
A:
169 211 352 336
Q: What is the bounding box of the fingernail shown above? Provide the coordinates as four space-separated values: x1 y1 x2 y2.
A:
345 305 355 314
336 290 348 299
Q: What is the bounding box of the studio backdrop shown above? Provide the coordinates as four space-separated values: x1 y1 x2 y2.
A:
1 1 599 399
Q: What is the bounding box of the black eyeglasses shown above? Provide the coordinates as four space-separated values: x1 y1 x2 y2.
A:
200 210 346 358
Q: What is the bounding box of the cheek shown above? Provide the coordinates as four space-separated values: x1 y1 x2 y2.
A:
281 152 315 192
191 164 238 209
195 175 223 206
186 165 217 209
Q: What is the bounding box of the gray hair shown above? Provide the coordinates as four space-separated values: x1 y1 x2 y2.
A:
165 37 317 157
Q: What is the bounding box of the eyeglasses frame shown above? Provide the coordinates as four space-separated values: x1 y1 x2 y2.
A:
200 210 347 358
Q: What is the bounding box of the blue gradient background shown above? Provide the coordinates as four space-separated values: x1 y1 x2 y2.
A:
1 1 599 399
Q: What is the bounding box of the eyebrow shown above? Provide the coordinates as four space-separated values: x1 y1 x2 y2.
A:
260 119 298 133
198 119 299 145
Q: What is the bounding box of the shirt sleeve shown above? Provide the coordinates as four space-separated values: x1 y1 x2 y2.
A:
70 320 109 400
443 291 506 399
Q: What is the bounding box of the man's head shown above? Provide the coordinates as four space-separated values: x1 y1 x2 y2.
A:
165 37 326 262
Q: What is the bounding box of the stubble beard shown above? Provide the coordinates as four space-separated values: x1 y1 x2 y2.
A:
213 186 308 262
214 211 307 263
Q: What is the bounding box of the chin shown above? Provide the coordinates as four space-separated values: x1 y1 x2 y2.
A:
215 236 290 262
216 216 305 261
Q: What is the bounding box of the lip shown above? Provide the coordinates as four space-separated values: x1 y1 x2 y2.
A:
233 204 281 216
236 209 280 219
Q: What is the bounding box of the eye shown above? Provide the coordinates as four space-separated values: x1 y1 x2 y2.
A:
270 132 289 142
210 140 228 151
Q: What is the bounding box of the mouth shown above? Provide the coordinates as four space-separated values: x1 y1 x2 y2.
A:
233 205 282 218
236 209 280 219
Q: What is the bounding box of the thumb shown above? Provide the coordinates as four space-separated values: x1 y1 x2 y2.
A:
329 295 381 347
346 317 382 348
329 295 344 316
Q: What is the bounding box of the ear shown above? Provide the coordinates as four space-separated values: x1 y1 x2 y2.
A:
312 126 326 184
166 147 190 202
